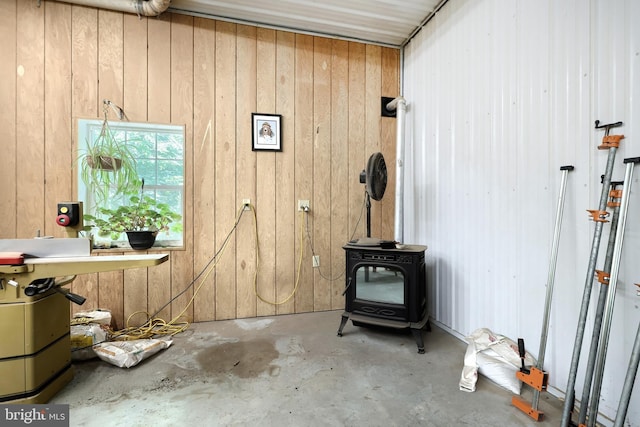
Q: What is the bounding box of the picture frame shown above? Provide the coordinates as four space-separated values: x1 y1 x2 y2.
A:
252 113 282 152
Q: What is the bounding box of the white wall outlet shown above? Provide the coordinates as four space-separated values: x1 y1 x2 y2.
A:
298 200 310 211
242 199 251 210
312 255 320 268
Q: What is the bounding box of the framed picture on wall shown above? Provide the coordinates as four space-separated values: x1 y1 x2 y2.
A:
252 113 282 151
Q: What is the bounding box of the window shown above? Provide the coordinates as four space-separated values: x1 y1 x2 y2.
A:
77 118 185 248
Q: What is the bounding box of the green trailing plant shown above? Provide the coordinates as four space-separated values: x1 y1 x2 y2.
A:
84 181 182 242
78 103 140 206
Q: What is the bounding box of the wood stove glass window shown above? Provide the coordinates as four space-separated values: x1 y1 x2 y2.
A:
355 266 405 305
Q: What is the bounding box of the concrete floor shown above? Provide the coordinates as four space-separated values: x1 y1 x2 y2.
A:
52 310 564 426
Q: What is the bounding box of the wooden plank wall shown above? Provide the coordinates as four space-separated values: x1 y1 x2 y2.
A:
0 1 399 328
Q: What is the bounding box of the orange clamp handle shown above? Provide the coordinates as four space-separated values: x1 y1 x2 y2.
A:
512 396 544 421
512 366 548 421
610 189 623 199
608 189 623 207
595 270 610 285
587 209 609 222
516 366 548 391
598 134 624 149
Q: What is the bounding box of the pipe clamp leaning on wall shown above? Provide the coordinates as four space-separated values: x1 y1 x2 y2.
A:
46 0 171 17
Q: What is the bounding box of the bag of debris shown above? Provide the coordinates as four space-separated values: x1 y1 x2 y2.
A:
459 328 536 394
72 309 112 326
93 339 172 368
70 323 109 361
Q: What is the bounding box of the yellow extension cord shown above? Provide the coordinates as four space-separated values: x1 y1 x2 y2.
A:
91 203 307 341
253 208 306 306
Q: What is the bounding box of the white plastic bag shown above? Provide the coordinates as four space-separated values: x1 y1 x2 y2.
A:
70 323 108 361
72 309 112 326
459 328 536 394
94 339 172 368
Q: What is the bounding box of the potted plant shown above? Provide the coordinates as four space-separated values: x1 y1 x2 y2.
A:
78 102 140 206
83 181 182 250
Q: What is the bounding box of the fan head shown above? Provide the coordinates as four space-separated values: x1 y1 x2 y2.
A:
366 152 387 201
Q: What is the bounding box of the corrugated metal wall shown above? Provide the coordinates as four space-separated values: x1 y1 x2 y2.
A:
403 0 640 424
170 0 442 47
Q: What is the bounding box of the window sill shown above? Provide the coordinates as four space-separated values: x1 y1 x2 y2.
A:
90 242 184 253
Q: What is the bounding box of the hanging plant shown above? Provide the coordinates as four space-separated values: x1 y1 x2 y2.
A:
77 100 140 206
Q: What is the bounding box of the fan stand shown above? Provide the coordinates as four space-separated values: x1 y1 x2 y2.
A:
365 190 372 239
363 190 376 281
362 151 387 241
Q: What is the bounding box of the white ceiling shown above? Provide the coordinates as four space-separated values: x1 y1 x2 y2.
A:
168 0 445 48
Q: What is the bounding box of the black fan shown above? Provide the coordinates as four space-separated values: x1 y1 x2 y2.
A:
360 152 388 239
366 152 387 201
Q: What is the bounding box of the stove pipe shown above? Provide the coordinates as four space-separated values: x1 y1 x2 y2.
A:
385 96 407 244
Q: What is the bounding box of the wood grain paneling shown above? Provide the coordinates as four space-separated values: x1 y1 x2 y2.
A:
294 34 315 313
192 18 217 322
146 15 172 322
122 14 148 326
235 24 258 319
123 15 148 121
214 21 237 320
4 3 399 324
330 39 349 308
44 2 72 237
97 11 123 108
16 1 45 239
274 31 296 315
255 28 277 317
365 45 383 239
98 252 123 329
348 43 366 240
0 0 17 239
69 5 98 316
96 10 125 328
312 37 332 311
381 48 400 240
169 14 195 324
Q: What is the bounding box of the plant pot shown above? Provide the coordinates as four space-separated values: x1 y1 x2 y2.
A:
87 155 122 171
125 230 157 250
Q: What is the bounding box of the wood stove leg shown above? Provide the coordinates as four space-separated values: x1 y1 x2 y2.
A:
337 313 349 337
411 328 425 354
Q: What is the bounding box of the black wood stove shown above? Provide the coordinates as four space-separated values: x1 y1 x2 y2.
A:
337 241 429 353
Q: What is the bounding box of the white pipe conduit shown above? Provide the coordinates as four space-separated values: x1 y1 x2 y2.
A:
386 96 407 244
48 0 171 16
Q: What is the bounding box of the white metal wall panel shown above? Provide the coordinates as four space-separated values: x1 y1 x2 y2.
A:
169 0 442 47
403 0 640 425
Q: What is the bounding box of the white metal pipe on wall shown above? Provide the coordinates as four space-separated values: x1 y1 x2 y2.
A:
387 96 407 243
403 0 640 425
47 0 171 16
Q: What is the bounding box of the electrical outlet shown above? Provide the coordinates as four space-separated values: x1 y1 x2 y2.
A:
312 255 320 268
242 199 251 210
298 200 310 211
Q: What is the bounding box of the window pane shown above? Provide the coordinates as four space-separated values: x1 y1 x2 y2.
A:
157 160 183 185
157 133 183 159
127 132 155 158
136 160 157 186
